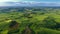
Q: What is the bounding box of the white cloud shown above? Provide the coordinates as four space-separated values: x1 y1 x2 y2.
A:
0 1 60 6
0 0 20 2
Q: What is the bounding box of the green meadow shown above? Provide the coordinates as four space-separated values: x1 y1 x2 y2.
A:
0 8 60 34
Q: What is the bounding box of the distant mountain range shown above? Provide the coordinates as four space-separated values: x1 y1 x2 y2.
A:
0 2 60 7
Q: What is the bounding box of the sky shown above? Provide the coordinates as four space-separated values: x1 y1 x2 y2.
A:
0 0 59 2
0 0 60 6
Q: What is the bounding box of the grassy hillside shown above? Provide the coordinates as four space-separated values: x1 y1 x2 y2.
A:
0 7 60 34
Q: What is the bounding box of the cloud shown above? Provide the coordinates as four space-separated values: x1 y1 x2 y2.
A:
0 1 60 6
0 0 21 2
